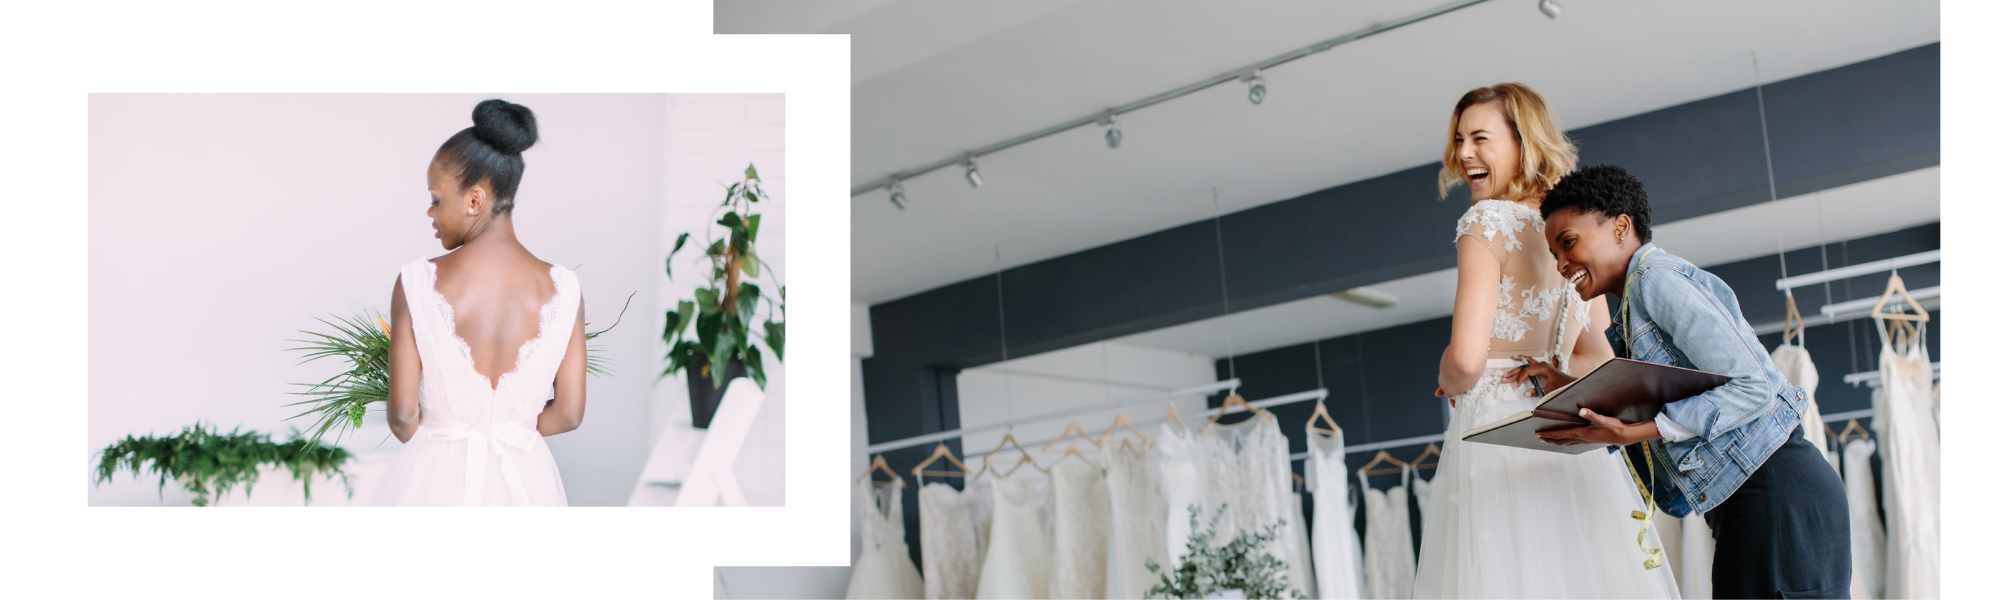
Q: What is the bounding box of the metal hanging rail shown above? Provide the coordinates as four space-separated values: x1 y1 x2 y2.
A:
1749 293 1940 336
863 379 1241 454
850 0 1494 198
962 387 1329 462
1820 286 1939 317
1774 249 1941 291
1842 362 1942 387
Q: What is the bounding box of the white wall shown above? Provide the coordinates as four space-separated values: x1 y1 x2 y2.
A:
87 94 669 506
655 94 789 505
955 342 1217 474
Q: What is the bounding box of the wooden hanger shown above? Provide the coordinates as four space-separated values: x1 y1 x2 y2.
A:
1838 418 1871 442
1041 421 1103 453
855 454 903 487
1870 272 1931 323
1305 401 1340 436
1204 392 1261 425
982 432 1041 478
1356 450 1409 477
1097 413 1152 448
1291 472 1305 487
911 442 969 480
1164 404 1190 438
1115 436 1145 459
1411 443 1442 471
1780 294 1806 346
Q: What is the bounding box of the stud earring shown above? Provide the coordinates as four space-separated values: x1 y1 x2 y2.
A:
468 210 476 216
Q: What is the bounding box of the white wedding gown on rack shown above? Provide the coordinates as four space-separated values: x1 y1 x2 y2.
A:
1844 437 1886 600
1049 457 1110 599
1307 428 1364 599
920 482 982 599
849 480 927 599
1288 492 1316 599
1413 200 1680 598
1103 443 1166 599
1359 465 1416 600
1874 325 1938 599
369 259 576 506
1197 411 1307 595
1771 343 1834 464
1155 421 1205 571
977 478 1053 599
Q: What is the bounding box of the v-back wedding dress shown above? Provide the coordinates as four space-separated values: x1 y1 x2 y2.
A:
1411 200 1681 598
368 258 576 506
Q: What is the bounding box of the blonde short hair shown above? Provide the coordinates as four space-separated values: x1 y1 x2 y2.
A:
1437 83 1577 201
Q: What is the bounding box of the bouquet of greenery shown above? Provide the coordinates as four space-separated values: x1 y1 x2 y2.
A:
660 163 785 390
1144 503 1303 600
93 421 353 507
284 293 630 447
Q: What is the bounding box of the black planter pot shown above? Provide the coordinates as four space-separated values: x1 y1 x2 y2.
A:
685 355 747 429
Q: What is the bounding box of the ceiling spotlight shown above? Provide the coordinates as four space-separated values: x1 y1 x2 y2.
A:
1242 69 1267 105
963 154 983 189
1539 0 1560 19
1099 112 1122 149
888 179 907 210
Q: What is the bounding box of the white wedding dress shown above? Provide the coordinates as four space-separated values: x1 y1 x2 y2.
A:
1844 438 1887 600
1155 420 1205 571
1359 466 1416 600
1049 457 1110 599
1874 326 1939 599
1103 444 1166 599
849 480 927 599
1307 428 1364 599
1197 411 1307 595
920 482 982 599
1771 343 1834 464
1412 200 1681 598
1287 491 1317 599
368 259 576 506
977 478 1053 599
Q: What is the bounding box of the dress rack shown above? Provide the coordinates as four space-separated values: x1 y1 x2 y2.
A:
1773 249 1940 292
958 388 1330 462
863 379 1241 454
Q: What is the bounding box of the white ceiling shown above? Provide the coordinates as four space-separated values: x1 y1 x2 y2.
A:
1115 166 1942 357
713 0 1937 304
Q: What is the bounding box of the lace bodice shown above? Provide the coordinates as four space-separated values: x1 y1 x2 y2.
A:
400 258 580 427
1196 412 1293 562
857 480 908 554
1453 200 1591 366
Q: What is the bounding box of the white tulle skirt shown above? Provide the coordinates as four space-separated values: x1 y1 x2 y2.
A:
366 423 569 507
1413 359 1680 598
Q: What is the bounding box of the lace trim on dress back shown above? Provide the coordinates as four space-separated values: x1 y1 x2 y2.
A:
419 260 569 392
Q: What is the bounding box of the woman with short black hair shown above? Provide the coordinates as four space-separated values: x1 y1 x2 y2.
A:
1533 164 1852 598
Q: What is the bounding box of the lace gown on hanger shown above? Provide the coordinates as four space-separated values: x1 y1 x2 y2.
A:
1306 429 1364 599
1771 343 1834 464
1412 201 1680 598
1103 443 1165 600
1358 466 1415 600
1287 491 1317 599
1155 420 1205 570
920 482 982 599
368 259 576 506
1196 411 1305 594
977 478 1053 599
1844 438 1886 600
1874 327 1938 599
849 480 926 599
1048 457 1110 599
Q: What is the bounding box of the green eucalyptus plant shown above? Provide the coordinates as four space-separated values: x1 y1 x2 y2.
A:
1144 503 1302 600
93 421 354 507
284 294 630 448
660 163 786 390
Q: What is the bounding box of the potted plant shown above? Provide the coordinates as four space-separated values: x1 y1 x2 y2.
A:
93 422 354 507
1144 503 1303 599
661 163 785 429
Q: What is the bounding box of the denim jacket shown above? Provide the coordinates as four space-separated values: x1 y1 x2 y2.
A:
1606 243 1805 517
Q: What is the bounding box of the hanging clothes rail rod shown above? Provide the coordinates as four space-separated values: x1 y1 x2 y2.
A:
1750 293 1940 335
962 388 1330 462
1820 285 1939 317
863 379 1241 454
1843 362 1941 387
1821 408 1877 422
1774 249 1940 291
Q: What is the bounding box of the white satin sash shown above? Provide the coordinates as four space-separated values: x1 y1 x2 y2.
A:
424 416 541 506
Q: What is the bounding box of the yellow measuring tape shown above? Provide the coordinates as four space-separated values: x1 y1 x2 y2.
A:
1619 246 1665 570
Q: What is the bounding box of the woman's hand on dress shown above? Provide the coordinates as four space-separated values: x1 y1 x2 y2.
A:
1502 355 1575 396
1537 408 1660 446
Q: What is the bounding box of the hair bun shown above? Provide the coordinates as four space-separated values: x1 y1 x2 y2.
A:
470 99 538 154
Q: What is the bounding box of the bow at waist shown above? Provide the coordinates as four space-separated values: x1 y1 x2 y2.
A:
424 416 541 506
